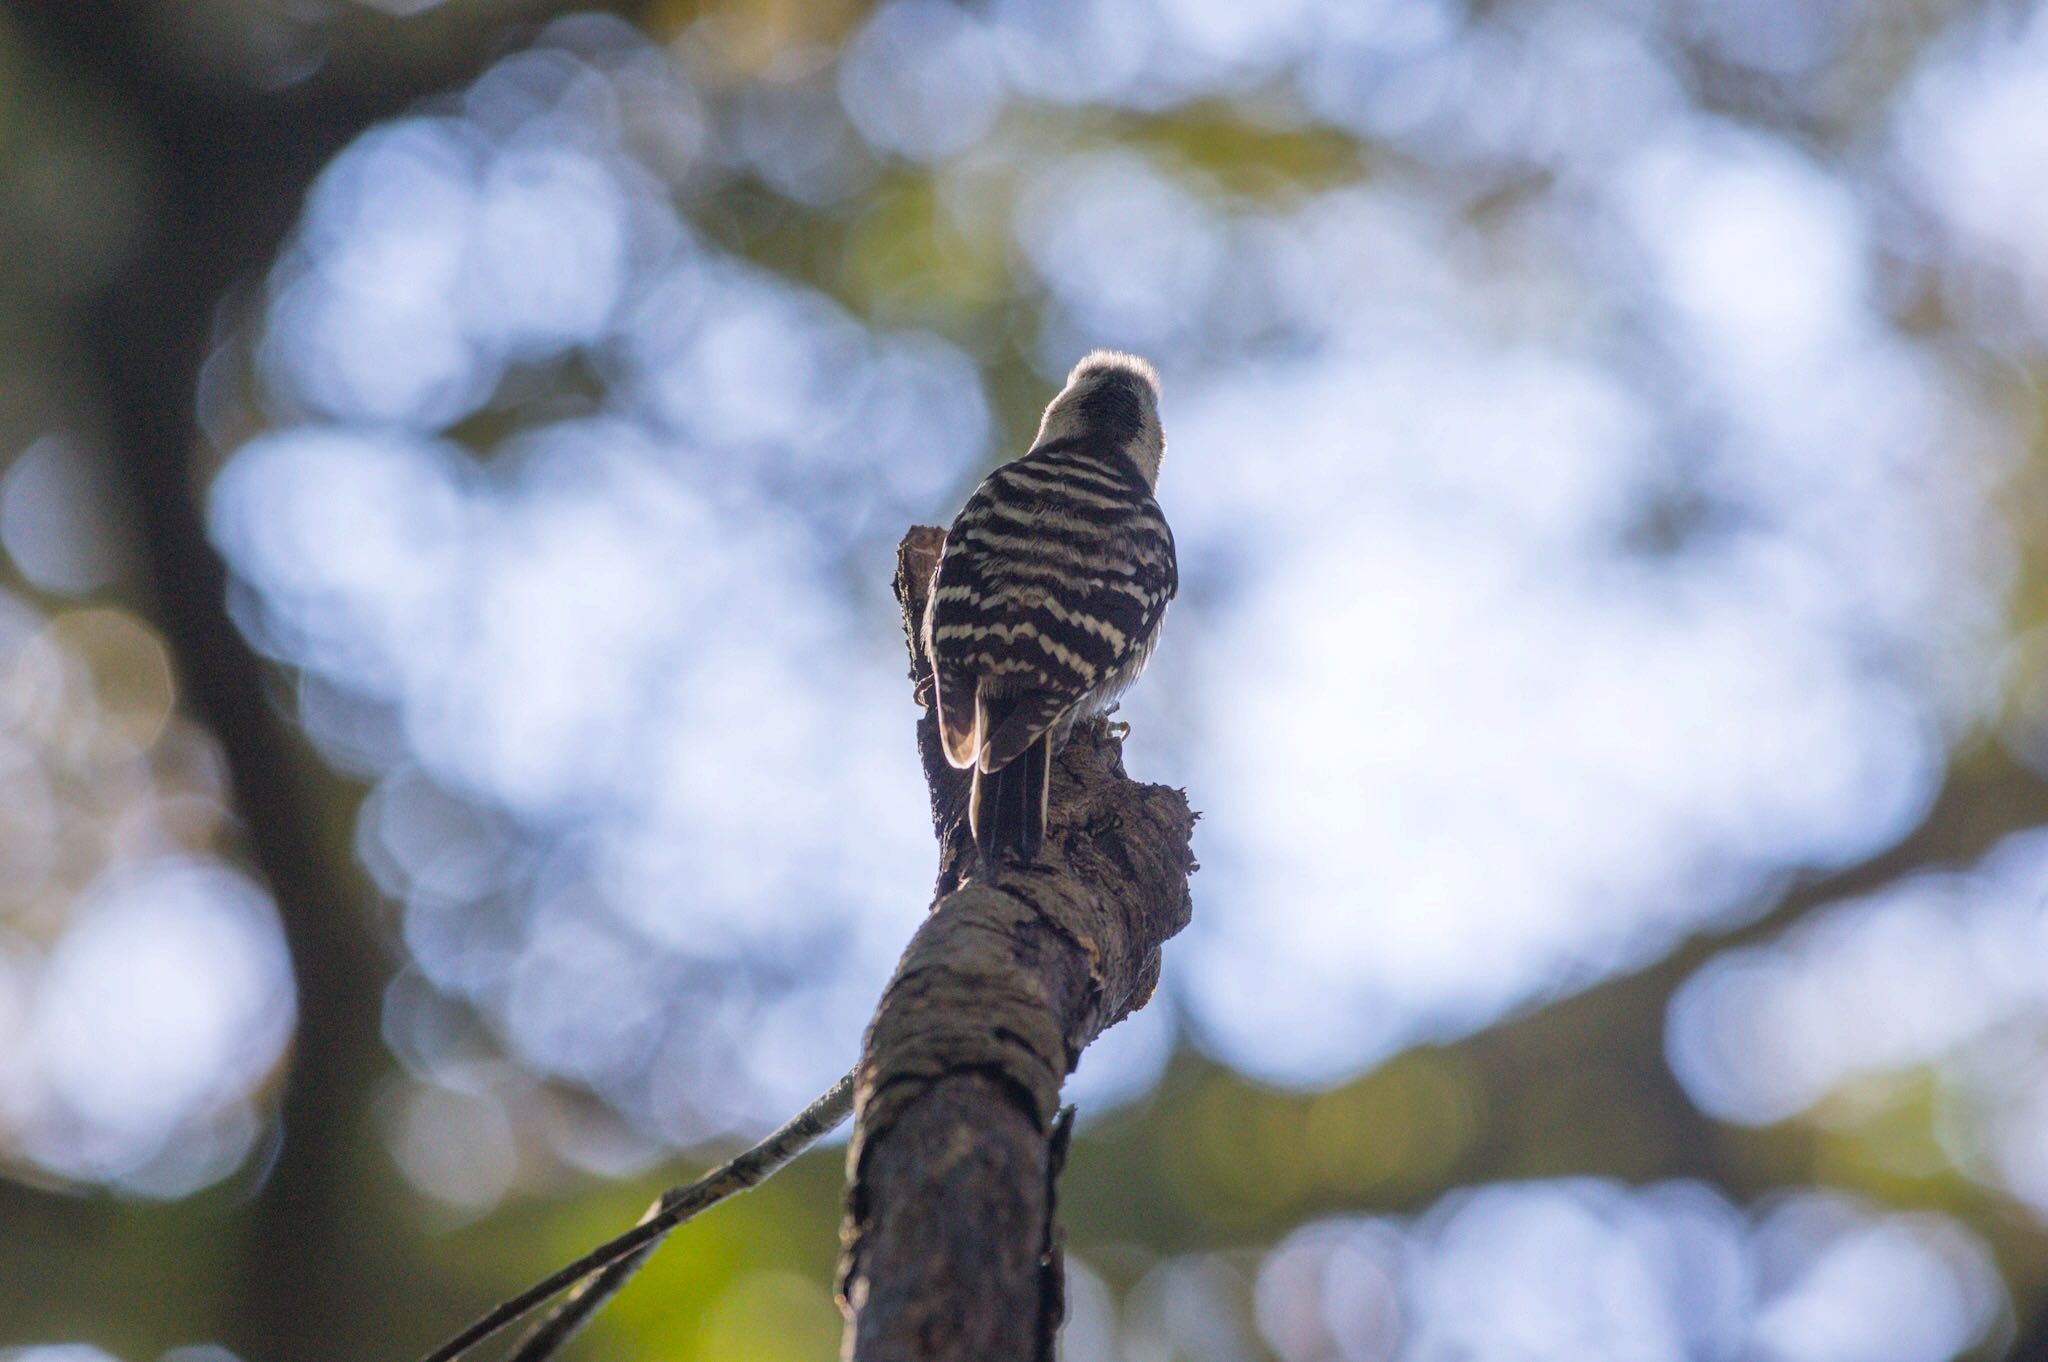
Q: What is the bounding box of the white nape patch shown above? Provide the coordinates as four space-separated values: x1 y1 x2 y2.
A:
1069 349 1161 398
1036 391 1092 447
1122 421 1165 487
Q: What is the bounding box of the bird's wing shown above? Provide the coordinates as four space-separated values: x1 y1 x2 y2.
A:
930 663 979 769
928 451 1177 770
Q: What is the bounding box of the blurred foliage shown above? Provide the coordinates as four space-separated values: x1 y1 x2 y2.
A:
5 1 2048 1361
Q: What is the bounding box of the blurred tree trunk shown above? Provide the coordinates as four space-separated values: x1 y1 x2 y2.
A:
0 4 634 1356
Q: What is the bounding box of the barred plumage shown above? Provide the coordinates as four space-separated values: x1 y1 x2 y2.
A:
924 351 1178 867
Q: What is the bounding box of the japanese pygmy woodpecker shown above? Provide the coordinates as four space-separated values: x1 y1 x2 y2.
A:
924 351 1178 867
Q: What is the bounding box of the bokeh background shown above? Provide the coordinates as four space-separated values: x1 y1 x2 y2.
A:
4 0 2048 1358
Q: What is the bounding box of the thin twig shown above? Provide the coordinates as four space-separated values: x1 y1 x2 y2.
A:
501 1224 659 1362
505 1069 850 1361
416 1071 855 1362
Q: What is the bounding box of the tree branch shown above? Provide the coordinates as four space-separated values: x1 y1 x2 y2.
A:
414 1071 854 1362
837 527 1198 1359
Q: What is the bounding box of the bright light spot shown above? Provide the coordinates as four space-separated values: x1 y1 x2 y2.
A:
1059 1259 1122 1362
0 437 122 596
465 144 631 352
0 569 265 1195
1124 1256 1259 1360
1668 828 2048 1223
1751 1205 2000 1362
385 1082 518 1211
43 608 176 753
1622 126 1869 380
352 0 449 16
732 75 874 206
29 859 293 1185
0 1346 124 1362
1016 152 1225 354
839 0 1004 162
208 426 471 689
1897 7 2048 335
1256 1220 1405 1362
1245 1184 1999 1362
159 1346 244 1362
1669 829 2048 1125
983 0 1157 106
267 119 491 427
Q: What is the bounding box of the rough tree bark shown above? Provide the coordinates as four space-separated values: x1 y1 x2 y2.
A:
838 527 1198 1359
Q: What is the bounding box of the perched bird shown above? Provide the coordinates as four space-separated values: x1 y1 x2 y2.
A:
924 351 1178 867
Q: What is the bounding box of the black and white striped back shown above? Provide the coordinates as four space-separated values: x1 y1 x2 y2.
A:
926 437 1177 772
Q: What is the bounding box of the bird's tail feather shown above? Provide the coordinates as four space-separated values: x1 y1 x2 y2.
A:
971 733 1051 867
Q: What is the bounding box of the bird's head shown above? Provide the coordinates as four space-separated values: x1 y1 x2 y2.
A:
1034 350 1165 486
